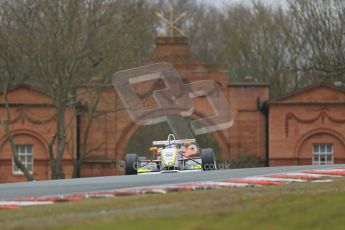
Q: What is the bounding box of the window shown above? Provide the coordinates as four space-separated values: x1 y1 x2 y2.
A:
12 145 33 174
313 144 333 165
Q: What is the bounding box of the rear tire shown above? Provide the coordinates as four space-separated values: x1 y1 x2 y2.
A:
125 153 138 175
138 156 147 161
201 148 216 170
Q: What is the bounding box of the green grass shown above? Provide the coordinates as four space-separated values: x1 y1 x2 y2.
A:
1 178 345 230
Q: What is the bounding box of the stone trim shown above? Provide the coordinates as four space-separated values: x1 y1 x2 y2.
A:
285 110 345 137
293 128 345 158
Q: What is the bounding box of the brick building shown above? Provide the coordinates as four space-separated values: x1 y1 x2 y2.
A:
0 85 75 182
0 35 343 183
269 84 345 166
78 36 268 177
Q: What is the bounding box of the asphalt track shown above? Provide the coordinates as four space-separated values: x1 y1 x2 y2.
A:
0 164 344 200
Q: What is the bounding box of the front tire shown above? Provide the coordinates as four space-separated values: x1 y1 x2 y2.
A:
125 153 138 175
201 148 216 170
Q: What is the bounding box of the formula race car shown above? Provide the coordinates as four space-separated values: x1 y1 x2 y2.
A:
125 134 216 175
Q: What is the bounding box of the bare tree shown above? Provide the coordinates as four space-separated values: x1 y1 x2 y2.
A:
186 4 225 64
288 0 345 83
155 1 296 97
0 3 33 180
217 2 294 96
154 0 224 64
2 0 156 179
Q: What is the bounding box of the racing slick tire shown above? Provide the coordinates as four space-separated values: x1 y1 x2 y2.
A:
125 153 138 175
138 156 147 161
201 148 216 170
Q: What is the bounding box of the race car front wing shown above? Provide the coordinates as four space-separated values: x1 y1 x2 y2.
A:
137 158 202 173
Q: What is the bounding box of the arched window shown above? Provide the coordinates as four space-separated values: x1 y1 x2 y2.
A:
12 145 33 174
312 144 333 165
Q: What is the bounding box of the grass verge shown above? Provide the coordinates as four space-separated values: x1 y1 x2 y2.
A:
1 178 345 230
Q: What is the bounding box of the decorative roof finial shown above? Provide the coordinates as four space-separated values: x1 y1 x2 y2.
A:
155 3 187 37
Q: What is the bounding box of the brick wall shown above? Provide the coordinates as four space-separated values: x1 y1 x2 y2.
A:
269 84 345 166
0 85 75 183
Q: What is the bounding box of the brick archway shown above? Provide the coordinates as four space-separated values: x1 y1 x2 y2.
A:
0 129 50 181
293 128 345 158
0 129 49 155
115 113 229 160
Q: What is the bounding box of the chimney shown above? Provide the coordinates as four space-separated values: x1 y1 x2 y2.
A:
148 36 201 65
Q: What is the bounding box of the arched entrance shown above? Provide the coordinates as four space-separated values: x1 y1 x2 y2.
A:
115 115 229 160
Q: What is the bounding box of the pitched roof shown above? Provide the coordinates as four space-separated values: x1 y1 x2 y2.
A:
269 83 345 104
0 83 51 98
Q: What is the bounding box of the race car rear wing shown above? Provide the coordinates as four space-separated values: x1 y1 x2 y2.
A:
153 139 196 146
